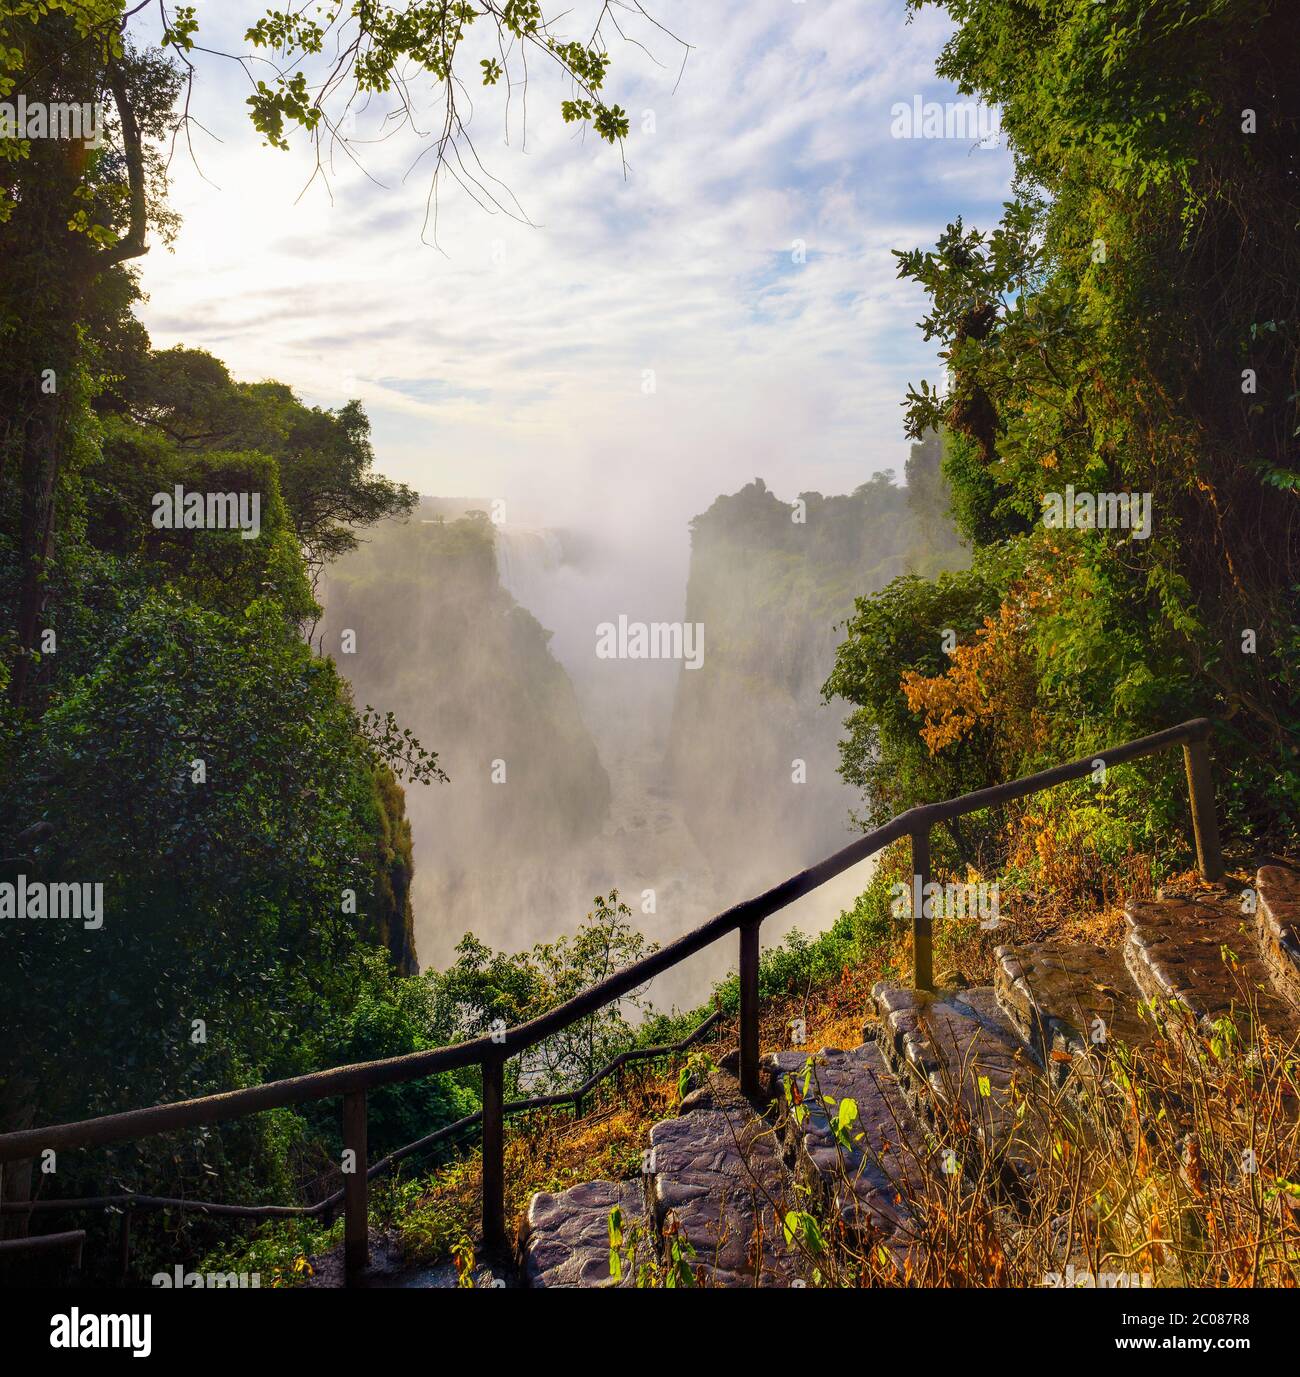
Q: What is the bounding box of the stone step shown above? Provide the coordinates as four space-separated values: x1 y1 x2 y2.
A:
995 941 1153 1082
869 982 1039 1160
764 1040 928 1270
1124 897 1300 1041
1256 865 1300 1002
519 1178 646 1288
647 1070 801 1287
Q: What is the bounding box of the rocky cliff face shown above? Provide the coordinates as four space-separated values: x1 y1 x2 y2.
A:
317 469 962 985
317 503 611 970
369 765 418 976
666 473 964 881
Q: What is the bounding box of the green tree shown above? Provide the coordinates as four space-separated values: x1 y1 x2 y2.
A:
111 349 417 592
2 0 675 710
430 892 654 1095
839 0 1300 847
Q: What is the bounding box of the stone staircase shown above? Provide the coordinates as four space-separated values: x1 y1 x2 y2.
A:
764 1040 928 1273
517 864 1300 1287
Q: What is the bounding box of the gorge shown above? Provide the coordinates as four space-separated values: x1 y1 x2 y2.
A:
319 457 964 1010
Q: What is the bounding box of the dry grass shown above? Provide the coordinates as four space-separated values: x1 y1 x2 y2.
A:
392 1058 701 1267
790 987 1300 1288
393 991 1300 1287
393 849 1300 1288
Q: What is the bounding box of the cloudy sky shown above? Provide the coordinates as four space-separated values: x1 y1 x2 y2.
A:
129 0 1011 547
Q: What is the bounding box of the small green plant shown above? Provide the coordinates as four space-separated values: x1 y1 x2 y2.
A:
823 1092 861 1152
451 1238 476 1288
608 1205 625 1282
782 1209 826 1258
196 1215 339 1289
677 1048 718 1104
662 1220 698 1289
607 1204 672 1288
783 1055 815 1128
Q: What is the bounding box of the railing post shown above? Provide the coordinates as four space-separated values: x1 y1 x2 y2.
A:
739 920 761 1100
1183 735 1224 882
342 1089 368 1286
481 1057 506 1250
912 824 933 992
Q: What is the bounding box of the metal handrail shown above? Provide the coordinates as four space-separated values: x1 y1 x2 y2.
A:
0 717 1222 1283
0 1008 726 1218
0 1010 726 1284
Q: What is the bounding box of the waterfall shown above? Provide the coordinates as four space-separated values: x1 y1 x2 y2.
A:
494 525 565 619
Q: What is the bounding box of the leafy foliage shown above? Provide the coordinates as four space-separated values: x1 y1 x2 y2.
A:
828 0 1300 868
428 891 654 1095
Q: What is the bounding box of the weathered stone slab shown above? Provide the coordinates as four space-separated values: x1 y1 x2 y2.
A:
765 1042 927 1272
520 1179 646 1288
1256 866 1300 1002
648 1074 800 1287
870 982 1038 1158
995 942 1153 1080
1156 880 1241 906
1124 897 1300 1040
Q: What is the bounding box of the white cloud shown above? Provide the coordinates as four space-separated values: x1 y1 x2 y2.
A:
131 0 1012 541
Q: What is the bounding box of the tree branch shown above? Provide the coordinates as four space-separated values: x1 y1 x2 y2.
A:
86 57 148 275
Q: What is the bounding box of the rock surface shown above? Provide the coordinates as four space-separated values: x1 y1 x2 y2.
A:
870 982 1036 1158
765 1041 926 1269
995 941 1154 1081
648 1072 800 1287
1124 897 1300 1039
520 1179 646 1288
